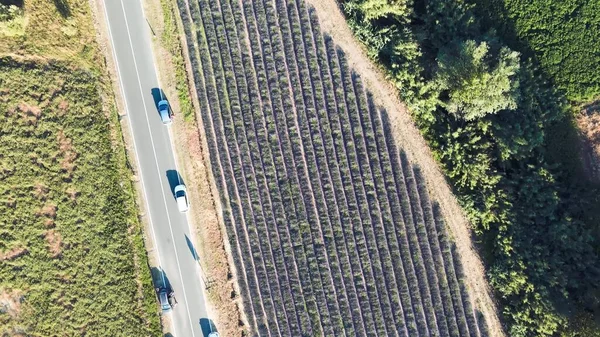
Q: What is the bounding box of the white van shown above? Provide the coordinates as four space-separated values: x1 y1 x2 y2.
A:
174 184 189 213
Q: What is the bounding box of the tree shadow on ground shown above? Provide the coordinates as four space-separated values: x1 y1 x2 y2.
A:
53 0 70 18
0 0 22 7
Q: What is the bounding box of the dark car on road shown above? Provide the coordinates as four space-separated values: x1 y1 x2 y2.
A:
156 287 177 312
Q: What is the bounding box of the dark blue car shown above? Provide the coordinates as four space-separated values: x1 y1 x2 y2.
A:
156 287 177 312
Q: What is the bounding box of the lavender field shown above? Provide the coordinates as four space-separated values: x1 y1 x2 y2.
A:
175 0 490 335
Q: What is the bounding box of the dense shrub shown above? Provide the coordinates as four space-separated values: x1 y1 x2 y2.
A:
468 0 600 102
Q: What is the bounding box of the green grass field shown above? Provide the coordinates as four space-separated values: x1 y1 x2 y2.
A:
0 0 100 68
0 0 161 335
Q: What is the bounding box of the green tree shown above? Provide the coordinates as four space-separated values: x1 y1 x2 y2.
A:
436 40 521 121
358 0 411 20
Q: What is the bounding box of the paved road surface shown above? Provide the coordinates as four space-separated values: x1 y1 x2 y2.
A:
103 1 210 336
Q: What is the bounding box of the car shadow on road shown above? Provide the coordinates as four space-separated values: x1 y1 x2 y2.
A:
151 266 172 291
185 234 199 262
199 318 217 337
151 88 166 109
166 169 185 198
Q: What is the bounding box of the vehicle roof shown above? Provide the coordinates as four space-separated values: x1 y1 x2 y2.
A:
174 184 186 193
159 291 169 307
176 194 188 212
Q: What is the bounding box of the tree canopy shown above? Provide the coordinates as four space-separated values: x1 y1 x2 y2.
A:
435 40 520 121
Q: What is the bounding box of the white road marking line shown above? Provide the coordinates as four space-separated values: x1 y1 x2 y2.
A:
105 1 197 336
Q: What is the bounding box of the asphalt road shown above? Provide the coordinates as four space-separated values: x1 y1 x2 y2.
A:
103 1 210 336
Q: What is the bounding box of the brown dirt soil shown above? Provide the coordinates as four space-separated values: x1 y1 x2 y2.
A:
44 229 63 258
32 182 48 200
306 1 506 336
0 289 24 319
141 0 246 336
43 218 55 229
36 203 57 219
0 245 28 261
17 103 41 119
578 100 600 181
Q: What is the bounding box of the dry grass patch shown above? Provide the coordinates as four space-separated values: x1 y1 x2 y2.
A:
32 182 48 200
36 203 57 219
57 99 69 112
17 102 41 118
65 187 79 201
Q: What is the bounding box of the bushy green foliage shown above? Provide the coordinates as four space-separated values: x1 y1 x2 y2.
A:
468 0 600 102
356 0 410 20
0 58 161 336
435 40 520 121
342 0 600 335
0 4 25 37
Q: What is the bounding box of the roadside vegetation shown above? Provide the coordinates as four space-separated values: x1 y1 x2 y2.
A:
0 0 161 335
341 0 600 335
177 0 490 335
156 0 194 122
